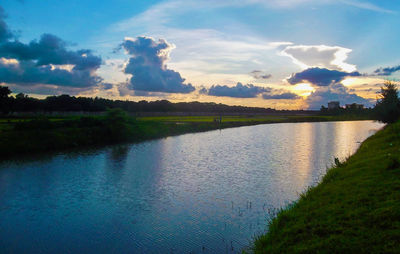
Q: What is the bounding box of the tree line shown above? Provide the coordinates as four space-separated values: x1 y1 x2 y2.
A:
1 82 399 123
0 86 295 114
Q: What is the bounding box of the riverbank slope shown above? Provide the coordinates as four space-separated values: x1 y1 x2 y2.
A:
253 121 400 253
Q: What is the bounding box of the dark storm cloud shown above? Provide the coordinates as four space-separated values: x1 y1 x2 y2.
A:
306 83 372 109
200 82 270 98
287 67 361 86
373 65 400 76
262 92 300 100
0 8 104 90
121 36 195 94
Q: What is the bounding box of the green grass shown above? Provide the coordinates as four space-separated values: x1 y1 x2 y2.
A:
0 115 264 158
252 121 400 253
138 114 371 123
0 113 375 159
138 115 286 122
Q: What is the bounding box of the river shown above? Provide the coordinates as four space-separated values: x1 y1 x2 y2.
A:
0 121 384 253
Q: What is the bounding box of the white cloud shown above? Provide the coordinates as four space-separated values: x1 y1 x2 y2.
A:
97 59 129 84
339 0 395 13
103 0 391 88
109 13 292 86
281 45 357 72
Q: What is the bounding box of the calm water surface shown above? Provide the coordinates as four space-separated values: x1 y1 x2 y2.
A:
0 121 384 253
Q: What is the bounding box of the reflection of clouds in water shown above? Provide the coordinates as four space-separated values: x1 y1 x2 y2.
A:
0 121 385 254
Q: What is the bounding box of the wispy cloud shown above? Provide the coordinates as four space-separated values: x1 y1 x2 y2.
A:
339 0 395 14
99 0 391 106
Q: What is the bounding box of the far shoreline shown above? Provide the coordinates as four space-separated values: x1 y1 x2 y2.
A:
0 113 376 161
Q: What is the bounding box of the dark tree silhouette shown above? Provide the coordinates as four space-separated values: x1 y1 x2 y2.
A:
0 86 11 98
0 86 11 114
1 87 282 114
375 81 400 123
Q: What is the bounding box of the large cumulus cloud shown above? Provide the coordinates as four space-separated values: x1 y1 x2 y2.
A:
0 6 104 93
306 83 373 109
121 36 195 94
281 45 356 72
287 67 372 109
287 67 361 86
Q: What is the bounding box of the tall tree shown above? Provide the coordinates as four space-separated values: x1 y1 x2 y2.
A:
375 81 400 123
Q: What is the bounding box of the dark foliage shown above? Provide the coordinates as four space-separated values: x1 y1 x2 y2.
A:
319 104 375 119
0 86 286 114
0 86 11 114
374 81 400 123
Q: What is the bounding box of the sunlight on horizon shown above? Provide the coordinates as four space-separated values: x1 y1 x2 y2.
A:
291 83 315 97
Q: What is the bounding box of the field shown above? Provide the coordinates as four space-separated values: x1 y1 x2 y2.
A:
137 114 371 123
0 113 375 159
138 115 287 122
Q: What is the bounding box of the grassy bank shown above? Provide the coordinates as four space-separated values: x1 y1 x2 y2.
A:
137 114 372 123
0 112 373 159
252 121 400 253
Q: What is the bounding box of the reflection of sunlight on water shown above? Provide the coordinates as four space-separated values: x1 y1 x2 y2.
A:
0 121 385 254
333 121 374 162
291 122 313 191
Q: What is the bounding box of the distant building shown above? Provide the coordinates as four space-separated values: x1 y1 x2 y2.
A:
328 101 340 110
345 103 364 109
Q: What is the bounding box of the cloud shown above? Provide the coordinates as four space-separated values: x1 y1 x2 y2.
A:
4 83 94 96
0 9 104 91
286 66 376 108
101 82 113 90
0 7 12 43
200 82 270 98
281 45 357 72
373 65 400 76
287 67 361 86
108 2 302 87
306 83 373 109
240 0 393 12
200 82 300 100
118 82 168 97
250 70 272 80
0 33 102 71
339 0 395 14
0 59 102 87
121 36 195 94
262 92 300 100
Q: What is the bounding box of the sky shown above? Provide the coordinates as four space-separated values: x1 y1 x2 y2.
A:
1 0 400 109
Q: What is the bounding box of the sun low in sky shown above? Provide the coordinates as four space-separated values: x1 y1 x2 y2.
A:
0 0 399 109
